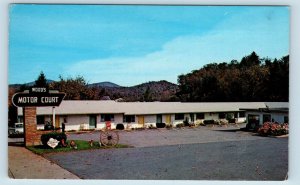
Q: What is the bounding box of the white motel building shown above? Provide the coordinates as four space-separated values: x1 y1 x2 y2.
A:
17 101 289 131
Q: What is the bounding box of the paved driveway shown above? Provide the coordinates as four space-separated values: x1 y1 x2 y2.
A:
67 124 263 148
45 126 288 180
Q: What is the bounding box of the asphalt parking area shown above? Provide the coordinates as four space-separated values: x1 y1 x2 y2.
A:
67 124 264 148
45 138 288 180
44 126 288 180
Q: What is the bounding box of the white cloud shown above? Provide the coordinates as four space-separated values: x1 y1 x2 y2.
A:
66 8 289 86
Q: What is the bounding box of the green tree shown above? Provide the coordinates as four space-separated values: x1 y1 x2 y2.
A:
142 86 152 102
50 75 91 100
240 51 260 67
34 71 48 87
176 52 289 102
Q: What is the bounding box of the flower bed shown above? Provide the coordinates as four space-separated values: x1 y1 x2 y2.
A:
257 122 289 136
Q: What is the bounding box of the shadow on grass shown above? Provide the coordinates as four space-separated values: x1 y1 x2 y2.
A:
26 140 132 155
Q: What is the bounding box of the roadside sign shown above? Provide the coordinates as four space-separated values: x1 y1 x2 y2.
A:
12 87 65 107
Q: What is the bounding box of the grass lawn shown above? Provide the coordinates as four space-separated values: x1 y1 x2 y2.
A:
27 140 131 155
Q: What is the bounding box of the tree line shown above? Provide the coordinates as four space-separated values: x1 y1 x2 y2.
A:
12 51 289 103
28 74 178 102
8 52 288 126
176 52 289 102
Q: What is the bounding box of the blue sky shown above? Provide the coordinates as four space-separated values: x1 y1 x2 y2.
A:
9 5 289 86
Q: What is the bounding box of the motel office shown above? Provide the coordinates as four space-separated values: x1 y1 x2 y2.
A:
17 101 289 131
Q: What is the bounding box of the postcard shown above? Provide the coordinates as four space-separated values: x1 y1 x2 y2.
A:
8 4 289 180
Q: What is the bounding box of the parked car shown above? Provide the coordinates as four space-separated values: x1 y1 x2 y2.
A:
8 122 24 135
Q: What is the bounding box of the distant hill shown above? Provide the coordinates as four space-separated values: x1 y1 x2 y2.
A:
98 80 179 102
9 79 55 88
87 81 121 88
9 79 179 102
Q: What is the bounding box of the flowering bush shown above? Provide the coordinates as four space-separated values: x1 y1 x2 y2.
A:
257 122 289 136
194 120 205 126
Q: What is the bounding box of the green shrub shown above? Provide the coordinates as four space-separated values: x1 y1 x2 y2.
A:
116 124 125 130
166 124 173 129
156 123 166 128
176 123 184 128
41 132 67 147
203 120 215 125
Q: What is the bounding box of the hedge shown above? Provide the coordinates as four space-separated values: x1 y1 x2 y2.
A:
156 123 166 128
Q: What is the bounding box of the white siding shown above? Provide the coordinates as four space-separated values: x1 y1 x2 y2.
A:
245 111 288 125
65 115 89 131
172 117 183 126
36 116 60 130
171 114 176 124
97 113 124 129
236 118 246 123
204 113 219 120
114 114 123 123
143 115 156 128
145 115 156 124
271 113 288 123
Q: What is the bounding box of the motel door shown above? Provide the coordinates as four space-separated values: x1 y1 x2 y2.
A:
190 113 195 122
138 116 145 127
89 115 97 129
165 115 171 124
156 114 162 123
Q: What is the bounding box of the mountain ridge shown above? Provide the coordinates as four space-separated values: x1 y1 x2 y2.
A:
9 80 179 102
9 79 178 89
87 81 121 88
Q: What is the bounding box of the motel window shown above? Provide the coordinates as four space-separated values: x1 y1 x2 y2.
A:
219 113 226 119
101 114 114 122
284 116 289 123
63 116 68 123
36 116 45 125
263 114 271 123
239 111 245 117
248 114 260 125
234 112 238 118
196 113 205 120
123 115 135 123
175 113 184 120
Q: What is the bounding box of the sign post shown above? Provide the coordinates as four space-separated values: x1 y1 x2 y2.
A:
12 87 65 146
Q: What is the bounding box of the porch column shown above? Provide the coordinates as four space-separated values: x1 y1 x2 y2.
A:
52 107 55 127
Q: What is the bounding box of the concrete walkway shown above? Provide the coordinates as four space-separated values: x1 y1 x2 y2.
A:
8 145 80 179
